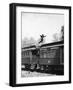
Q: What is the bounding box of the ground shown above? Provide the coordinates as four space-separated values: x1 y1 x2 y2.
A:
21 70 56 77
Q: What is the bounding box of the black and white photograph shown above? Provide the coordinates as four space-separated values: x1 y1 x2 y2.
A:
10 3 71 87
21 12 64 77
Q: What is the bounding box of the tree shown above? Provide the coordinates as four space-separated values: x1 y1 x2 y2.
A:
60 26 64 41
53 33 58 42
22 37 36 48
52 26 64 42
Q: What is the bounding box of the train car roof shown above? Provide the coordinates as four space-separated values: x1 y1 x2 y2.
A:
22 41 64 50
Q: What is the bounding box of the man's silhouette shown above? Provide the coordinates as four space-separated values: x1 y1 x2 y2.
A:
39 34 46 44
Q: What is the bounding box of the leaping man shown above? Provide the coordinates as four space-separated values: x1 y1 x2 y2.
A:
39 34 46 44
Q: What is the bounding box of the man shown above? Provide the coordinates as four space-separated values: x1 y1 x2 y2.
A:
39 34 46 44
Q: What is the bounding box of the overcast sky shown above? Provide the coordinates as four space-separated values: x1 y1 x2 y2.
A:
22 12 64 43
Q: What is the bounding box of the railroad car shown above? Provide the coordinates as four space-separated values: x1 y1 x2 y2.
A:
21 41 64 75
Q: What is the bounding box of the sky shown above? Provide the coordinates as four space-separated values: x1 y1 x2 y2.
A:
22 12 64 44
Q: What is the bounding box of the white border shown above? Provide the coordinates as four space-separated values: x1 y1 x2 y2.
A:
16 6 69 84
